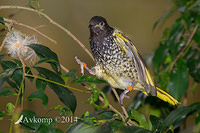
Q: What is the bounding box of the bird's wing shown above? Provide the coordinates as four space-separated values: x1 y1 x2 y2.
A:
113 31 157 96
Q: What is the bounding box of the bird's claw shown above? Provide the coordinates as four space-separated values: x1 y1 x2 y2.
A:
120 90 130 105
75 56 95 75
75 56 85 75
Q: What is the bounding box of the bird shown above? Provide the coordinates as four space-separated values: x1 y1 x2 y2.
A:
75 16 179 106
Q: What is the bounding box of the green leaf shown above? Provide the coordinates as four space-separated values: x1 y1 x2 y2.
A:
13 58 22 66
158 103 200 132
61 69 77 84
0 86 15 96
6 80 18 91
25 67 34 82
35 58 58 66
153 10 174 30
34 67 76 113
157 70 170 89
168 19 184 60
130 109 149 129
168 59 189 101
47 105 72 116
196 112 200 124
0 112 8 117
63 69 77 80
27 91 48 109
99 111 114 119
120 126 151 133
0 60 33 82
109 120 124 132
0 76 6 88
193 28 200 47
36 78 47 92
185 48 200 82
153 44 168 73
29 0 40 9
6 102 15 114
160 106 193 132
0 54 7 61
20 110 41 132
11 68 24 89
0 17 5 25
84 117 95 125
70 76 107 84
86 84 109 110
0 61 33 86
1 60 17 70
28 44 61 74
37 124 63 133
54 129 64 133
85 84 99 104
150 115 163 133
66 122 97 133
0 35 6 38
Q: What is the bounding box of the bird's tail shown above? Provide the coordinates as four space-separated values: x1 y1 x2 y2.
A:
155 87 179 105
143 87 179 105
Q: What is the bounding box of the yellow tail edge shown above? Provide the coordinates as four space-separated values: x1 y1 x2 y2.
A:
143 87 180 105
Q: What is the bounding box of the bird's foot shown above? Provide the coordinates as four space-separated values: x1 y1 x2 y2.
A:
120 89 130 105
75 56 95 75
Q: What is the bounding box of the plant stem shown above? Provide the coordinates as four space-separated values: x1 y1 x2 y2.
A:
111 88 136 126
25 73 90 93
0 20 14 52
171 24 199 70
111 88 129 118
9 66 25 133
4 18 57 44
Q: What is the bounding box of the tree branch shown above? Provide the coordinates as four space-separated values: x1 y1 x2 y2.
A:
171 24 199 70
4 18 57 44
111 88 129 118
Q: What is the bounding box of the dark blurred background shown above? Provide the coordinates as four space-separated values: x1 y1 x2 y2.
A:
1 0 198 132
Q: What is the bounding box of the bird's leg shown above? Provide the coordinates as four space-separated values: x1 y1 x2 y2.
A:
75 56 95 75
120 86 133 105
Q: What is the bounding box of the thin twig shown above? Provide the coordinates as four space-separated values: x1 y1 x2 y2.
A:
0 6 94 61
111 88 129 119
4 18 57 44
110 89 136 126
60 64 69 73
25 73 89 93
171 24 199 70
10 55 26 133
0 20 14 51
18 55 26 75
98 96 126 122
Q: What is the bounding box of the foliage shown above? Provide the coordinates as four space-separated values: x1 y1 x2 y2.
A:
0 0 200 132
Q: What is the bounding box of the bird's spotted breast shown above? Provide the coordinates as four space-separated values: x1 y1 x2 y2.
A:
90 33 139 87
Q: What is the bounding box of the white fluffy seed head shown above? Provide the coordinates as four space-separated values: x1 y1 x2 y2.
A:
5 31 38 62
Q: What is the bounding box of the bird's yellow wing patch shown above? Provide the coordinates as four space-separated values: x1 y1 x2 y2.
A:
145 68 155 88
113 30 157 96
114 32 138 52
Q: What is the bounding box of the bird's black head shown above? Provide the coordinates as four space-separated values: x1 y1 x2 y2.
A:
89 16 113 36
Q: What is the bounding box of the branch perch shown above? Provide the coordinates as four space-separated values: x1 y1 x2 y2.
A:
4 18 57 44
171 24 199 70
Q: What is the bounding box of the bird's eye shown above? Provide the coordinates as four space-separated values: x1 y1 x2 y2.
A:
99 22 104 26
